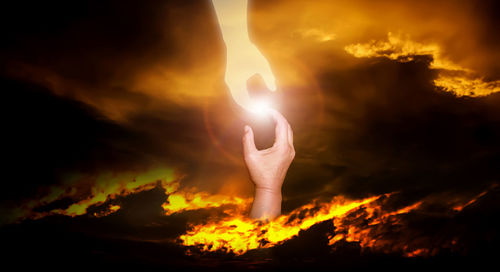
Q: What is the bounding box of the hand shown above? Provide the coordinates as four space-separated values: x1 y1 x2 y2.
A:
242 109 295 220
211 0 277 112
225 43 277 112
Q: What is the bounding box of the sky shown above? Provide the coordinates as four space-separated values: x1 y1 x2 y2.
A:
1 0 500 270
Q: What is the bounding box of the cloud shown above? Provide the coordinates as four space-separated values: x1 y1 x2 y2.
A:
1 0 500 268
344 32 500 96
1 0 227 123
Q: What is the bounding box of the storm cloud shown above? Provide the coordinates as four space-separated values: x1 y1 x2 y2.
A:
1 0 499 270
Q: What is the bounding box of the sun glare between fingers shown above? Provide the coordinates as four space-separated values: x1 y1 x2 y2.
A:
249 98 273 117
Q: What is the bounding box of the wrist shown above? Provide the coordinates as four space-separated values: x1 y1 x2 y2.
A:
249 187 282 220
223 34 252 49
254 186 282 196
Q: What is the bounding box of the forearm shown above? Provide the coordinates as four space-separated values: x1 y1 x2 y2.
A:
249 187 282 220
211 0 252 47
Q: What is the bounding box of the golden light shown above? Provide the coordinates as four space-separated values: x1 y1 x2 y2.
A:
248 97 272 116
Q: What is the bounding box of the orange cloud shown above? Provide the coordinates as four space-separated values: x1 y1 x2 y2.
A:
6 167 252 225
6 165 496 259
345 32 500 97
6 167 177 224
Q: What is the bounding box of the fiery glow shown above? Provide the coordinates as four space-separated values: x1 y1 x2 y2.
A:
453 184 498 212
434 74 500 97
405 248 430 258
8 166 496 259
345 33 443 66
93 204 121 218
178 192 474 258
6 167 254 224
330 200 423 251
180 195 381 254
49 168 178 217
6 168 177 223
162 190 251 215
177 193 430 256
345 32 500 97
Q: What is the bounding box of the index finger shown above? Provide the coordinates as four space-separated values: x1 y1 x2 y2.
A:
268 108 290 147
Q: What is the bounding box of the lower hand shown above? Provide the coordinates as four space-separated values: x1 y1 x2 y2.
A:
242 109 295 220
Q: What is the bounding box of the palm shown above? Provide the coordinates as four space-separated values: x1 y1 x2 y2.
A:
225 44 276 112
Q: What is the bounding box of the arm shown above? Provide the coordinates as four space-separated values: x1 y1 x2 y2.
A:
211 0 277 112
242 109 295 220
212 0 251 47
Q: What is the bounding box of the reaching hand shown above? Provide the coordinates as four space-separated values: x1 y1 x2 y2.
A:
242 109 295 220
211 0 277 112
225 43 277 112
212 0 286 219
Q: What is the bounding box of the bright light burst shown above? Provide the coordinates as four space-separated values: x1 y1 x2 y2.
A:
248 98 272 116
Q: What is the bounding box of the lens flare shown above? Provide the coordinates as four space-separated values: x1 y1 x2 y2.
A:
249 98 272 116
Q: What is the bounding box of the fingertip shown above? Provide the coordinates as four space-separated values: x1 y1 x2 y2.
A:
268 108 287 124
261 70 277 92
243 125 257 153
267 107 279 117
243 125 254 140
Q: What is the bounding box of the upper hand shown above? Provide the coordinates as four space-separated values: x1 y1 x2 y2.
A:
225 43 277 112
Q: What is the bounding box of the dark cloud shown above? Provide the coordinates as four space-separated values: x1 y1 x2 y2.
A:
1 77 140 201
280 55 500 211
1 0 500 270
5 187 499 270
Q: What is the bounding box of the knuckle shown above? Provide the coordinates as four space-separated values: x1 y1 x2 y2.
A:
279 144 290 152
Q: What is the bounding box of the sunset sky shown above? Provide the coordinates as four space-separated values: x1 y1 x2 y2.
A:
1 0 499 270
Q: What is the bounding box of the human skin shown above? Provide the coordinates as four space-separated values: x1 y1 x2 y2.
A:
242 109 295 220
210 0 291 219
211 0 277 112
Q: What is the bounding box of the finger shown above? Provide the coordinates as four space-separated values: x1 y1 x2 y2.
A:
242 125 257 155
287 123 294 147
260 65 277 92
268 109 289 147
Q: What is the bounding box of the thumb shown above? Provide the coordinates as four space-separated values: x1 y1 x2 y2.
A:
259 65 277 92
242 125 257 155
